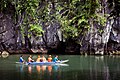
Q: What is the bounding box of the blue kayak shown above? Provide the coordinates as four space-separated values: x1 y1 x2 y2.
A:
16 60 69 65
27 60 69 65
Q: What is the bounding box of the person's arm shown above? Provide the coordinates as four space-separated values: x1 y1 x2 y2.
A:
55 57 58 61
57 58 59 61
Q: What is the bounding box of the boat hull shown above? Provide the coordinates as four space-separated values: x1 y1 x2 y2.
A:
16 60 69 66
28 60 69 65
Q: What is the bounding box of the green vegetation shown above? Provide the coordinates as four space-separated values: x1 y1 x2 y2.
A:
29 24 44 37
0 0 120 54
56 0 106 39
0 0 108 38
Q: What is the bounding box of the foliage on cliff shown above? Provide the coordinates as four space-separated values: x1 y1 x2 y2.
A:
0 0 120 54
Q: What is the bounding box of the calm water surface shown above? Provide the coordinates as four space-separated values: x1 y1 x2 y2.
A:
0 54 120 80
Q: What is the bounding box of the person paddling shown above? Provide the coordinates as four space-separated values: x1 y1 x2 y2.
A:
19 55 25 63
53 55 59 62
41 55 47 62
47 55 52 62
36 55 41 62
28 55 34 62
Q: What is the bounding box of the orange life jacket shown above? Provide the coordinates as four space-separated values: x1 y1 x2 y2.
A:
48 57 52 62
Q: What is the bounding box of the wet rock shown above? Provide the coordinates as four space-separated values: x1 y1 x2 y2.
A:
1 51 9 58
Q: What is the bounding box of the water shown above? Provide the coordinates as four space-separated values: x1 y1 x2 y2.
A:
0 54 120 80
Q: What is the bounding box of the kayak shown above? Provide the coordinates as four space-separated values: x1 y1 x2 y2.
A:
16 60 69 65
28 60 69 65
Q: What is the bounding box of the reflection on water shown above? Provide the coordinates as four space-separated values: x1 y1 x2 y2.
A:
16 62 66 79
36 65 41 73
1 55 120 80
48 65 52 72
19 64 61 75
28 65 32 74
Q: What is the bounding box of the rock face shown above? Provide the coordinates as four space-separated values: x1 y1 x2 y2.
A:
108 18 120 51
0 13 61 52
81 18 120 55
0 1 120 54
0 13 15 51
1 12 120 54
1 51 9 58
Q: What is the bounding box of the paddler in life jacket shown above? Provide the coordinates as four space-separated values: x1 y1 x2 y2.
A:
28 55 34 62
19 55 25 63
36 55 41 62
41 55 47 62
53 55 59 62
47 55 52 62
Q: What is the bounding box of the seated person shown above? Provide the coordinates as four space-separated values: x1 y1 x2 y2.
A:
47 55 52 62
53 55 59 62
41 55 46 62
28 55 34 62
36 55 41 62
19 55 25 63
